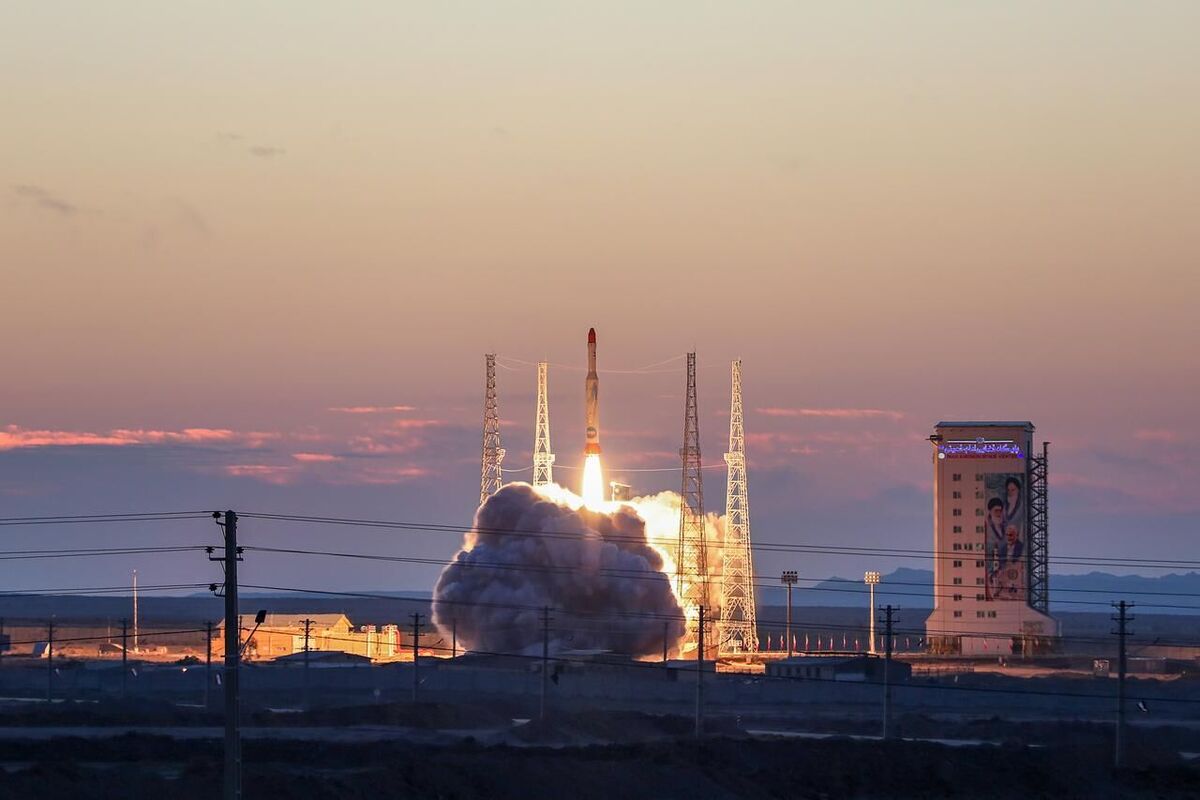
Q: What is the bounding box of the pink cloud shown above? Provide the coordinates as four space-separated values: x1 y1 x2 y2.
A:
291 452 341 463
336 466 431 485
1134 428 1181 443
755 407 905 421
222 464 297 485
390 419 444 430
328 405 417 414
0 425 241 451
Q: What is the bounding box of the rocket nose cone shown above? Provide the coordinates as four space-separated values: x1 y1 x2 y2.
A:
588 328 596 343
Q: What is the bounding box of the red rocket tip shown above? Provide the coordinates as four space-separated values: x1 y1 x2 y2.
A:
588 328 596 343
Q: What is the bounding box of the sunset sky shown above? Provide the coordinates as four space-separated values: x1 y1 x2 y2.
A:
3 3 1198 597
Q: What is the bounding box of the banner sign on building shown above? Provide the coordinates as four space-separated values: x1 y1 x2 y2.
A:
983 472 1027 601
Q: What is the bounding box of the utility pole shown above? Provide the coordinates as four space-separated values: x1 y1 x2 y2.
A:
881 605 895 740
132 569 139 653
211 510 242 800
410 613 423 703
451 618 458 660
46 620 54 703
1113 601 1133 769
302 618 313 711
663 620 670 663
205 621 213 712
540 606 552 722
781 571 797 657
695 605 705 737
121 619 129 697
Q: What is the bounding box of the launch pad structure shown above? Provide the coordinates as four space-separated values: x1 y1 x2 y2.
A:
480 354 505 505
478 340 759 664
719 360 759 656
532 361 555 487
676 352 713 656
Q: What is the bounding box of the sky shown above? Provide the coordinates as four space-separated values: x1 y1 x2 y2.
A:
2 2 1198 600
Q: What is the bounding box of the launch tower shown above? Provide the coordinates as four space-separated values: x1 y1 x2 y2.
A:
532 361 555 487
676 352 712 653
720 360 758 655
479 353 505 505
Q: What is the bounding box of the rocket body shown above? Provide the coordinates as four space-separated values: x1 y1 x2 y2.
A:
584 327 601 454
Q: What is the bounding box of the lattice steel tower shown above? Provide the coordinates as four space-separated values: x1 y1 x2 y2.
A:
1027 441 1050 613
720 360 758 655
480 353 505 505
532 361 555 487
676 352 712 652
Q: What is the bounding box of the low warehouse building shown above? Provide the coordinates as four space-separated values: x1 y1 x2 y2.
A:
765 655 911 683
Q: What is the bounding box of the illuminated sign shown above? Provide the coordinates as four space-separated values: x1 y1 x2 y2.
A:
937 441 1024 459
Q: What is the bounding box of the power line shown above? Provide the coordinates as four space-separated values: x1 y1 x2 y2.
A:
236 583 1200 649
0 546 205 561
240 545 1200 611
237 510 1200 571
0 511 213 527
236 621 1200 709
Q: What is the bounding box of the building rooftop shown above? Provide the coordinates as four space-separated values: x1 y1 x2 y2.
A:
935 421 1034 430
216 613 352 631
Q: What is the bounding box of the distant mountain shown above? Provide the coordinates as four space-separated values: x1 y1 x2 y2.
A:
786 569 1200 614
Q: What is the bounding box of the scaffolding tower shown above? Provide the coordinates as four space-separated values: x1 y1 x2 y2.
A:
676 352 712 653
1027 441 1050 613
480 353 505 505
720 360 758 655
532 361 555 487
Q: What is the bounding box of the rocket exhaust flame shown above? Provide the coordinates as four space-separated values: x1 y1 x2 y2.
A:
582 454 604 509
582 327 604 508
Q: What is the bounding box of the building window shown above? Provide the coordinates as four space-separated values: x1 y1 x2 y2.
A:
976 560 985 568
976 593 985 601
988 611 997 619
975 525 985 534
975 508 984 516
975 473 984 481
952 560 962 568
953 577 963 585
953 508 963 517
952 473 962 482
953 525 962 533
952 594 962 602
975 578 984 585
952 490 962 499
952 543 961 551
953 611 963 618
977 611 986 618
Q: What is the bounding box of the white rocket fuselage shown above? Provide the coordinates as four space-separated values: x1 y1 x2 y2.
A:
585 328 601 454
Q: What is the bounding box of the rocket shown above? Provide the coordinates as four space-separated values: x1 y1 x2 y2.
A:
584 327 601 454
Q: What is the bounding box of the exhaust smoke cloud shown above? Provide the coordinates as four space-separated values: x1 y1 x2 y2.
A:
432 483 687 658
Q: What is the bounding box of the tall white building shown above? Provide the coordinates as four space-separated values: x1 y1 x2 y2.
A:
924 422 1059 656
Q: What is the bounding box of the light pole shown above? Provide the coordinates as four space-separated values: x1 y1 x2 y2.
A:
781 571 798 658
864 571 881 655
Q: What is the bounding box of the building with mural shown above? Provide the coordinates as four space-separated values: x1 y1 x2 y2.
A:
924 422 1059 655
